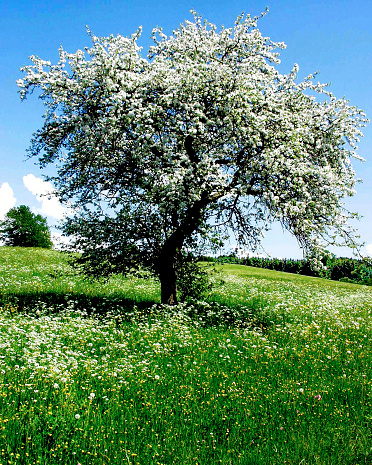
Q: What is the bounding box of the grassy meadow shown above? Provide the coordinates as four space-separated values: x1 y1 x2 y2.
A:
1 247 372 464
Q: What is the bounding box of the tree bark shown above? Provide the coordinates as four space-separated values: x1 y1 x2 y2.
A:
158 253 178 305
156 192 218 304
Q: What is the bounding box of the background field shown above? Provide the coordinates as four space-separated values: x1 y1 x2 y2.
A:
1 247 372 464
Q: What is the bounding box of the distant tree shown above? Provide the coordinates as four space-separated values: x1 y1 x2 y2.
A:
17 11 368 304
0 205 53 248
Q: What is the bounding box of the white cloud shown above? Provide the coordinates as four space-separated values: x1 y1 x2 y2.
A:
365 244 372 257
0 182 16 220
23 174 68 220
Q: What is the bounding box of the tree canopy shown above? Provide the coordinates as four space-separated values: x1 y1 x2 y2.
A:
0 205 53 249
17 11 368 303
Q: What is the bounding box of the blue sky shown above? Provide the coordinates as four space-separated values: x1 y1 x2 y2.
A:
1 0 371 257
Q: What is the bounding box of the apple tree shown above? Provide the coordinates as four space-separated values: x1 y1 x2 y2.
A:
17 11 368 303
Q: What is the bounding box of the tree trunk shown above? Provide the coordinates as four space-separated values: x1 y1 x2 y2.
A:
158 254 178 305
157 193 213 304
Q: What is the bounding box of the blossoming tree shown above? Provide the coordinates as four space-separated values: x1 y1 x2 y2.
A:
17 11 368 304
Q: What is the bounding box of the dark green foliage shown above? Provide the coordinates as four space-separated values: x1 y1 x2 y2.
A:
63 210 155 278
325 257 356 281
176 254 214 301
325 257 372 286
0 205 52 249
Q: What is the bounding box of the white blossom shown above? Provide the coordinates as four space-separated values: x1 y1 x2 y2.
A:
17 10 368 301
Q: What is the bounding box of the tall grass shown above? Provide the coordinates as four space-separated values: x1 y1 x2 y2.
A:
1 247 372 464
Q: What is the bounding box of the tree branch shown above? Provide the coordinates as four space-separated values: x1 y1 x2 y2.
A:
184 135 199 164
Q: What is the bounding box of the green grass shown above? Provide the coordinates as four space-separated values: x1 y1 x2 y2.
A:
215 263 367 288
1 246 372 464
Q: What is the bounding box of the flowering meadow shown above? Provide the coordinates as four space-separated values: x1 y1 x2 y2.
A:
1 247 372 464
